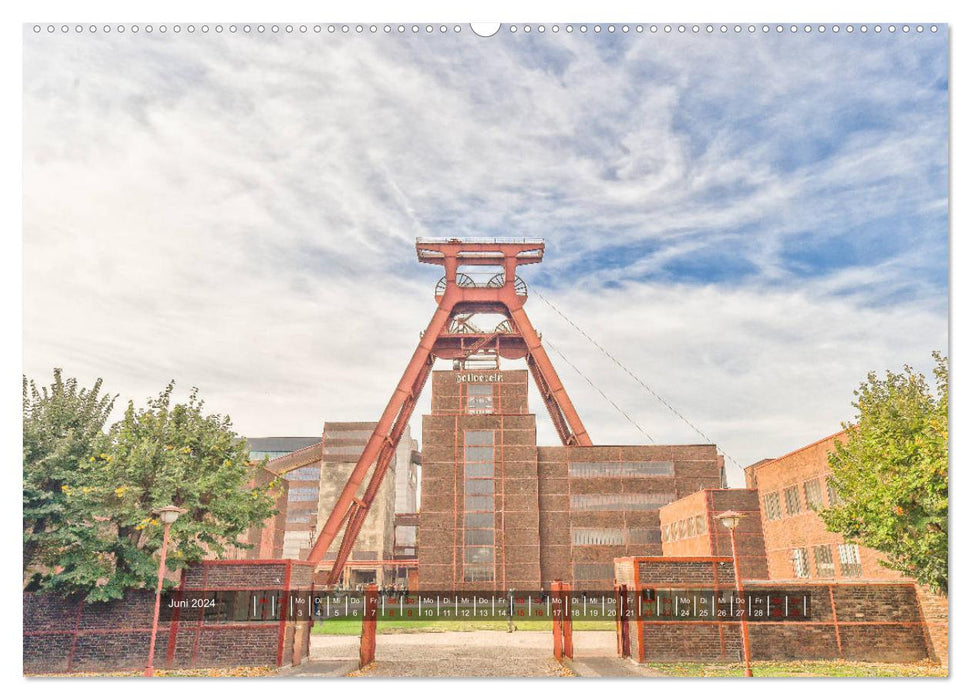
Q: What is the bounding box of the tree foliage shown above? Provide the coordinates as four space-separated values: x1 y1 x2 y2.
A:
820 352 948 593
24 373 280 602
23 369 117 587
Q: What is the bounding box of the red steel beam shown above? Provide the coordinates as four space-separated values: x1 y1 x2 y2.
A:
307 239 591 580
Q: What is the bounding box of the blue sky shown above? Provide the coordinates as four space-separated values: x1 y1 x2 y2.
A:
22 25 948 483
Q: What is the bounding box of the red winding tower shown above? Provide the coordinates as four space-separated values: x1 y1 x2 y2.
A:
307 238 591 582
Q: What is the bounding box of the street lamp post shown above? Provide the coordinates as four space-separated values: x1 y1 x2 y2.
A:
717 510 753 677
144 505 185 677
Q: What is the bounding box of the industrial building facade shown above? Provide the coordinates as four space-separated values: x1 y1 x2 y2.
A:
244 424 420 587
418 368 725 591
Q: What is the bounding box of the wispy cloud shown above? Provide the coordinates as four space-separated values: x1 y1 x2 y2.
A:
23 28 948 483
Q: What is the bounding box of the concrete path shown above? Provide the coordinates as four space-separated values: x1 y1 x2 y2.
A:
566 632 664 678
277 634 359 677
292 630 659 678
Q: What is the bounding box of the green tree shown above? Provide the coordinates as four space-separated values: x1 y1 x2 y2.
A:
23 370 117 588
24 377 280 602
821 352 948 593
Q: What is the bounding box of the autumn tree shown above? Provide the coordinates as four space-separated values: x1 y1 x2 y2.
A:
821 352 948 593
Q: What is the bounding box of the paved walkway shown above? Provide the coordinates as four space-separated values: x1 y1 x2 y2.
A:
295 630 659 678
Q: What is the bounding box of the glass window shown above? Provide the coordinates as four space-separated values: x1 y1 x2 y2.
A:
465 530 494 545
570 493 675 511
685 517 695 538
463 565 494 582
465 462 494 478
288 487 319 502
763 492 782 521
803 479 824 510
286 466 321 481
661 524 670 542
466 384 494 414
838 543 862 577
694 515 706 535
464 446 494 462
568 461 675 478
464 546 493 564
572 528 625 546
783 486 802 516
465 479 494 494
792 548 810 578
464 430 494 446
465 513 494 528
465 495 493 511
813 544 835 578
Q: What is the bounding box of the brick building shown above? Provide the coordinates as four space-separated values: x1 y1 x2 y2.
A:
245 425 420 587
646 429 948 663
418 368 725 591
743 430 897 582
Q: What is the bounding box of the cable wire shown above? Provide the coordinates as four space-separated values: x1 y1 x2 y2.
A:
544 338 655 443
533 286 743 472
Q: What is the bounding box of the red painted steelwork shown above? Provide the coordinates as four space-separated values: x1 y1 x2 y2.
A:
307 239 591 582
360 584 378 668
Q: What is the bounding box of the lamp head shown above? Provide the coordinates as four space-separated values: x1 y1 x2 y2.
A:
716 510 744 530
156 505 186 525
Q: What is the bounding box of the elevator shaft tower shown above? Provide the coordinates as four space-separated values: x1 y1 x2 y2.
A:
307 238 591 581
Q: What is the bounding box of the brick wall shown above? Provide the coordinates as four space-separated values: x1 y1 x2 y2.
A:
618 557 932 664
660 489 769 579
914 584 949 664
24 560 313 674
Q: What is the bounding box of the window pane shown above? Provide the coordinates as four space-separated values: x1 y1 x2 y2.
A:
464 546 493 564
467 384 492 396
813 545 835 577
803 479 823 510
465 462 494 478
463 565 494 582
763 493 781 521
838 543 862 577
784 486 802 516
467 396 494 414
465 513 494 528
465 530 494 545
792 548 809 577
694 515 706 534
288 487 319 502
464 430 494 446
465 495 493 511
464 446 494 462
570 492 675 511
465 479 494 494
569 461 675 478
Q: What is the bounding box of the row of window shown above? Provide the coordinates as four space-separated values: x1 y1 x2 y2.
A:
287 487 319 502
763 476 839 522
570 492 675 511
286 465 320 481
464 430 496 582
661 515 707 543
568 461 675 478
571 527 660 546
791 543 862 578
